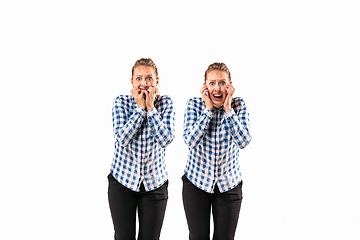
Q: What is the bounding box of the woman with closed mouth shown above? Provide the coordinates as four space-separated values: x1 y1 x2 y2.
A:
182 62 252 240
108 58 175 240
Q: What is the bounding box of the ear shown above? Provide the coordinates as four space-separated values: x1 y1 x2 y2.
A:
130 78 134 85
203 82 206 86
156 77 159 86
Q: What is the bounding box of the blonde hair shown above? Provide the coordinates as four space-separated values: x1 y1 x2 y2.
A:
131 58 158 78
204 62 231 82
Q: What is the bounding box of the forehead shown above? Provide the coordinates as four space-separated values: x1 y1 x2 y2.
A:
206 70 230 82
133 65 155 75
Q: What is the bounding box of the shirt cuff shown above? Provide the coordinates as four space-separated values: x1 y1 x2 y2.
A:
135 106 146 116
147 107 158 117
203 108 213 118
224 108 235 118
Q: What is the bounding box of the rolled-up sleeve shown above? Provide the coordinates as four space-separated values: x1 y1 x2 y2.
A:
224 99 252 149
147 98 176 148
112 97 146 146
183 99 213 149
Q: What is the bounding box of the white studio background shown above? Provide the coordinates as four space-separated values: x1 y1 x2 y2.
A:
0 1 359 239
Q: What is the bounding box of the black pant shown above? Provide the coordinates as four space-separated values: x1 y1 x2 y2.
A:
108 173 168 240
182 175 243 240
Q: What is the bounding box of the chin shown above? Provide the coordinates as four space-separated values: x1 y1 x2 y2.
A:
212 103 224 109
210 99 224 109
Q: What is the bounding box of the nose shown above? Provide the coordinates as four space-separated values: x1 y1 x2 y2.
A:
215 83 220 91
141 78 147 86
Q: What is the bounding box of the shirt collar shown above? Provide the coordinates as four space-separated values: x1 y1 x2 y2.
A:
212 106 225 112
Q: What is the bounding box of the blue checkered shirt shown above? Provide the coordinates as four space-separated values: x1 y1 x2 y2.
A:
110 95 175 192
183 97 252 193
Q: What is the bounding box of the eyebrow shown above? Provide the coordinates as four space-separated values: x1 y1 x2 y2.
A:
208 79 226 82
135 75 153 78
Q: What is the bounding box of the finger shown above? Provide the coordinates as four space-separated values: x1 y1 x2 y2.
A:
227 84 235 91
201 89 208 96
200 86 208 95
226 86 234 94
130 88 138 96
132 87 140 93
148 87 155 94
200 85 207 92
147 89 155 98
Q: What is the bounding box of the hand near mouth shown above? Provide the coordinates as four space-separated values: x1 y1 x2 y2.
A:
130 87 146 110
144 86 158 111
200 85 213 111
224 84 235 112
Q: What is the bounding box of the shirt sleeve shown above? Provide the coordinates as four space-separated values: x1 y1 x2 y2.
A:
183 98 213 149
224 99 252 149
147 97 176 148
112 97 146 146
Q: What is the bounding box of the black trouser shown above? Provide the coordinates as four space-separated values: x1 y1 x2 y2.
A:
108 173 168 240
182 175 243 240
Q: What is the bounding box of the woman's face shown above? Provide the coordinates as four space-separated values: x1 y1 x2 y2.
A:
205 70 231 109
131 65 159 90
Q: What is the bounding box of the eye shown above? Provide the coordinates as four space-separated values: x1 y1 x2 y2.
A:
136 77 141 81
221 82 226 86
146 77 152 81
209 82 214 85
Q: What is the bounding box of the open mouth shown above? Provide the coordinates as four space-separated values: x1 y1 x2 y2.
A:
212 94 223 101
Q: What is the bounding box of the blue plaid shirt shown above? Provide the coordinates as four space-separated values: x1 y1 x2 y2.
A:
110 95 175 192
183 97 252 193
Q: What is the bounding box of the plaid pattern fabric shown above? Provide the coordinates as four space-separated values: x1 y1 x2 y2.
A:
183 97 251 193
110 95 175 192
